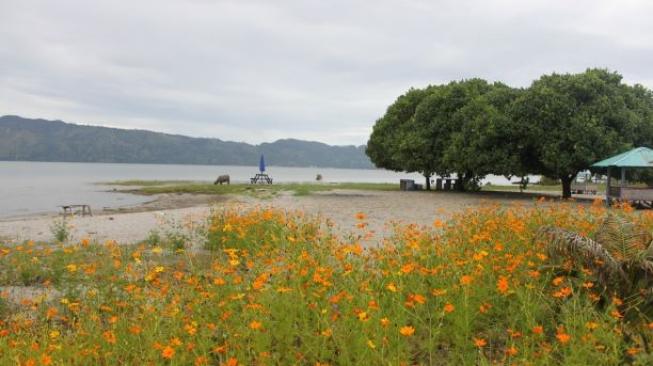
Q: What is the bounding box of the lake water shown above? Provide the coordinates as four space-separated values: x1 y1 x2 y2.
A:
0 161 524 218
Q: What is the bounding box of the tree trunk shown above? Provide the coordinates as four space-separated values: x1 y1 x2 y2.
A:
561 176 573 199
456 172 470 192
425 175 431 191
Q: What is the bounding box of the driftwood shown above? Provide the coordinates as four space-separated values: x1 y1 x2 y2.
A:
214 175 230 185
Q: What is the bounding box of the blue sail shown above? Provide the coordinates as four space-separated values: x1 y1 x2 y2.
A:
259 154 266 173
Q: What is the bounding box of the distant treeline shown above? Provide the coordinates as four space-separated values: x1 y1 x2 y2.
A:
0 116 373 169
366 68 653 197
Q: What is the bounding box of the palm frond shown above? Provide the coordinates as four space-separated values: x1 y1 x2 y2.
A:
595 214 652 261
537 226 628 287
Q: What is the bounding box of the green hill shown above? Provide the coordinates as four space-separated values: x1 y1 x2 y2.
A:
0 115 373 168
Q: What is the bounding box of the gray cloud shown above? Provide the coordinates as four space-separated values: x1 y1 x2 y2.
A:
1 0 652 145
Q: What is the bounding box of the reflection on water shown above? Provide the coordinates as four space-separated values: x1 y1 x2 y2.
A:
0 161 528 218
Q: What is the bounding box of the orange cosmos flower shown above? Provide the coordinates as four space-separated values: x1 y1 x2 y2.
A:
555 327 571 344
355 212 367 220
551 276 564 286
162 346 175 359
443 303 455 313
532 325 543 335
505 346 518 356
460 275 473 285
45 307 58 320
40 354 52 366
473 338 487 347
399 326 415 336
610 310 623 319
496 276 509 294
249 320 263 330
223 357 238 366
103 330 116 344
380 318 390 327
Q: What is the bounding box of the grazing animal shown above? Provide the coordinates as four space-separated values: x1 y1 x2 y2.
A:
214 175 230 185
316 174 323 181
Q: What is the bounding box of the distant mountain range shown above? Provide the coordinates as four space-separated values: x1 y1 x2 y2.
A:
0 115 373 169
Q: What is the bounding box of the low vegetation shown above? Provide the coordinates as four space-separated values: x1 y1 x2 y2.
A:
3 202 653 364
106 180 398 197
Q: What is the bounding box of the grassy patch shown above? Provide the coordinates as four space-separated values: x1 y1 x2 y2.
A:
482 184 563 192
100 179 203 186
106 180 398 196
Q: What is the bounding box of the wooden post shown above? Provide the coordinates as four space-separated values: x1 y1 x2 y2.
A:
606 167 611 206
621 167 626 188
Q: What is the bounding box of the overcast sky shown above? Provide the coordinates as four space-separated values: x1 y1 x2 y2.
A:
1 0 652 146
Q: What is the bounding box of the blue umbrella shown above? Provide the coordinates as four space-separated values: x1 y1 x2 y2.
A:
259 154 266 173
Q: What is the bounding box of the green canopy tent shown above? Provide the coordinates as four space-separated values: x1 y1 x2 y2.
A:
591 147 653 205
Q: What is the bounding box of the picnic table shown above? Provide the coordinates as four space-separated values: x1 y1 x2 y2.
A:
59 204 93 217
250 173 273 184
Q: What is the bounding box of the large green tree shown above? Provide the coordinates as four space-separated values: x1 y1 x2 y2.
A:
512 69 642 198
366 87 438 189
410 79 527 190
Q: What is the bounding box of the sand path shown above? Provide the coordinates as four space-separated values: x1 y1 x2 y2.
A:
0 190 555 244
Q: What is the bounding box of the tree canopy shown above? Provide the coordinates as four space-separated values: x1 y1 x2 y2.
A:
366 69 653 198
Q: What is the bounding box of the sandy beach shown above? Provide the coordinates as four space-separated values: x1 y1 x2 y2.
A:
0 189 574 245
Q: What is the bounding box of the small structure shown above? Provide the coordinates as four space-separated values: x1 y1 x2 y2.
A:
591 147 653 206
59 204 92 217
251 154 273 184
400 179 418 191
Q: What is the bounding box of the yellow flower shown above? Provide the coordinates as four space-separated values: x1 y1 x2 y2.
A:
367 340 376 349
154 266 165 273
380 317 390 327
66 264 77 273
321 328 332 337
585 321 599 330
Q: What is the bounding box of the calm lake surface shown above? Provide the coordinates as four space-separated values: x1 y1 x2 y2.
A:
0 161 521 218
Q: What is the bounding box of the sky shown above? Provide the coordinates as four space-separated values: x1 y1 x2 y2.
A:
1 0 653 146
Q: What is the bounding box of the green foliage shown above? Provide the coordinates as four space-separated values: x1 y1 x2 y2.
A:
50 218 70 243
512 68 650 197
539 214 653 348
367 68 653 197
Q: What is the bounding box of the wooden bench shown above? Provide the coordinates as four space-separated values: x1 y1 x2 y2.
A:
59 204 92 217
250 173 273 184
